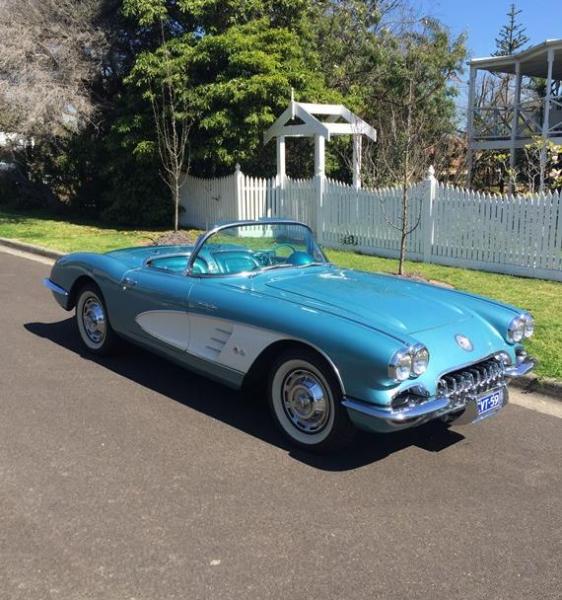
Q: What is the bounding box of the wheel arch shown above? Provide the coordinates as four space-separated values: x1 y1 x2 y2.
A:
67 275 102 310
242 339 345 398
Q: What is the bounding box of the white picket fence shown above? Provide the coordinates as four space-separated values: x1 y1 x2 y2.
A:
180 166 562 282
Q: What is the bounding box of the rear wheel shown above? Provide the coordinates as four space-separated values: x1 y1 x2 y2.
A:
268 349 356 453
75 283 117 355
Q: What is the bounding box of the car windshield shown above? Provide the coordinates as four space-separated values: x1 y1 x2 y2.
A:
190 222 328 276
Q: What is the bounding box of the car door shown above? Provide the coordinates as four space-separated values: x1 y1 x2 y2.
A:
186 277 281 377
118 263 193 352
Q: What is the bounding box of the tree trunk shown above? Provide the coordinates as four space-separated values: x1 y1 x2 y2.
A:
398 81 414 276
398 182 408 275
173 178 180 232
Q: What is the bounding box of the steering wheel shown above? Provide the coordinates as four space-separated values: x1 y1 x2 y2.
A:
252 251 273 266
272 243 297 259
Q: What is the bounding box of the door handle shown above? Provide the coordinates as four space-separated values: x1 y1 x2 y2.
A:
195 301 217 312
122 277 137 290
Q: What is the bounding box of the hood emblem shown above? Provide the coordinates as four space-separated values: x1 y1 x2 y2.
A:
455 334 473 352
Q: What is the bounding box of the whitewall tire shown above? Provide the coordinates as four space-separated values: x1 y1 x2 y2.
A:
268 349 355 453
75 283 117 355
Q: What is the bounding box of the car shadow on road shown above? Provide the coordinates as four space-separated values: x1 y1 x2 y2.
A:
25 318 465 472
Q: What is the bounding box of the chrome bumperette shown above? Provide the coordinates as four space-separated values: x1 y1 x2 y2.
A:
42 278 68 296
504 358 536 377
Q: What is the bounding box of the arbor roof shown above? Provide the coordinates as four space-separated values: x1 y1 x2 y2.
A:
264 100 376 144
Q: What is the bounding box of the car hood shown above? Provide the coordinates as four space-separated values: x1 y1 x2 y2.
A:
239 267 480 341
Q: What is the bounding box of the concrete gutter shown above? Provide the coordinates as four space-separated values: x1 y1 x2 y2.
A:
0 237 63 260
1 236 561 402
510 375 562 401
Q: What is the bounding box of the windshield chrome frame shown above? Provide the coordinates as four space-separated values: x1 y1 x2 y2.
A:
185 219 328 278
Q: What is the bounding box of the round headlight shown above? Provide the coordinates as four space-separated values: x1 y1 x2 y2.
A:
388 350 412 381
507 316 525 343
412 345 429 376
523 314 534 338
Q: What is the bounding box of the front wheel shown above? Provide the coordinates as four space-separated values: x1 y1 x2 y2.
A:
75 283 118 355
268 349 356 453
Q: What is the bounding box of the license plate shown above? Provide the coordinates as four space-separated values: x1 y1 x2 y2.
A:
476 388 504 416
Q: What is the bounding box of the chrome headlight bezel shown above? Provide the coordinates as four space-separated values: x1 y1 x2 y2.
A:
388 344 430 382
522 313 534 338
411 344 430 376
507 313 534 343
388 349 413 382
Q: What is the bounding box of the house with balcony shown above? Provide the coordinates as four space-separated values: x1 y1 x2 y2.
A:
467 39 562 187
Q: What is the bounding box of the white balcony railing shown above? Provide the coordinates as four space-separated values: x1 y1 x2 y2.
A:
472 98 562 141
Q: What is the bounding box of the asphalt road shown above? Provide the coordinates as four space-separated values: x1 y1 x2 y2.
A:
1 250 561 600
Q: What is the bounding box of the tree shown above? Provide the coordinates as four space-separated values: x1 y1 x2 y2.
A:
181 19 337 176
523 138 562 193
0 0 107 138
493 3 529 57
360 18 465 274
129 34 198 231
471 4 530 192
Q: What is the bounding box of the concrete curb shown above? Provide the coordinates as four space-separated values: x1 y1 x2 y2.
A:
510 375 562 402
0 237 63 260
2 235 561 402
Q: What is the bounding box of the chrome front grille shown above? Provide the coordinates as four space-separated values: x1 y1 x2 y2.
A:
438 358 506 409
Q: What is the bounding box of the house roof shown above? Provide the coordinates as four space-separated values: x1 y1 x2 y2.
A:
264 101 377 144
469 39 562 79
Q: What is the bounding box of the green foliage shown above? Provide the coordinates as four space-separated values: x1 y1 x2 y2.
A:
371 22 465 184
5 0 467 224
123 0 310 33
98 93 173 227
493 3 529 56
123 0 168 26
128 17 338 176
187 19 335 175
523 138 562 192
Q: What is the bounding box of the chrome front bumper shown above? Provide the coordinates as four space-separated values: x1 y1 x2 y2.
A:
343 357 535 431
43 278 68 297
343 396 451 425
43 278 71 309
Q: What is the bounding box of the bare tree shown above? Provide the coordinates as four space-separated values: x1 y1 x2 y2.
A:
523 138 562 193
150 79 194 232
0 0 106 139
361 18 464 274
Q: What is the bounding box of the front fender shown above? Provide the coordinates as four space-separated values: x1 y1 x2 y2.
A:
48 253 127 314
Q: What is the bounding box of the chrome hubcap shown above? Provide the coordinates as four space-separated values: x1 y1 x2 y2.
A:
281 369 330 433
82 296 106 344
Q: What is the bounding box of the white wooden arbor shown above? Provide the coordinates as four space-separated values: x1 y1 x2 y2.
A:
264 99 377 188
467 39 562 189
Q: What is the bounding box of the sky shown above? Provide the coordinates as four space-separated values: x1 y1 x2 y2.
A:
419 0 562 118
428 0 562 60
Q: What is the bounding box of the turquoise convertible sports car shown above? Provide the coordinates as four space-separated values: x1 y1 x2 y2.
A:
44 219 535 452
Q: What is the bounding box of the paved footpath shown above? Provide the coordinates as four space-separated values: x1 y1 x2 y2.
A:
1 249 561 600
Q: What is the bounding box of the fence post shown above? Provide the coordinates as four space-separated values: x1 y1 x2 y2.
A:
422 165 437 263
314 175 325 244
234 163 245 221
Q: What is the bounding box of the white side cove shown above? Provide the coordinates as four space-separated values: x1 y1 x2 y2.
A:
135 310 283 373
135 310 190 351
188 314 283 372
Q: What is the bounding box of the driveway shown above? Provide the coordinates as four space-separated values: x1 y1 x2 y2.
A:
0 249 560 600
